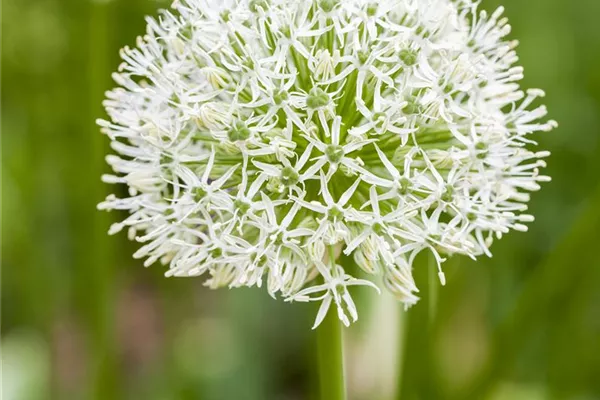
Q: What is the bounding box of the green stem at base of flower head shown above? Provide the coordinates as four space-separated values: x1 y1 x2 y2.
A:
317 307 346 400
397 252 442 399
428 252 439 325
316 246 347 400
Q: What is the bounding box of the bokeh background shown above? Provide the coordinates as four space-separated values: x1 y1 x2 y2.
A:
2 0 600 399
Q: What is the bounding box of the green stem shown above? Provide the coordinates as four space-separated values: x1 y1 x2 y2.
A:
396 252 441 400
428 253 438 325
317 308 346 400
317 247 347 400
394 306 409 400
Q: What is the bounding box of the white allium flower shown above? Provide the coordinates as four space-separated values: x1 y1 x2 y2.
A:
98 0 556 328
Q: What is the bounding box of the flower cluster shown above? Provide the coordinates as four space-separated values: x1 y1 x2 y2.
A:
98 0 556 327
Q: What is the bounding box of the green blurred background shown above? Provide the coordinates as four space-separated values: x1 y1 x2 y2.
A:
2 0 600 399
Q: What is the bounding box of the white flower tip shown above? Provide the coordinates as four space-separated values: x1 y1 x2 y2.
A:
546 120 559 130
438 271 447 286
493 6 506 17
143 258 156 267
536 175 552 183
101 174 121 184
514 223 529 232
108 223 124 235
519 214 535 223
527 88 546 97
165 269 177 278
535 151 551 158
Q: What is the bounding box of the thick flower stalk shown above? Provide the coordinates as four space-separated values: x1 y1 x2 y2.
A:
98 0 556 327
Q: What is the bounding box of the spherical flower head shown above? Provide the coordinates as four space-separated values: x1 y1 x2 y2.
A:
98 0 556 328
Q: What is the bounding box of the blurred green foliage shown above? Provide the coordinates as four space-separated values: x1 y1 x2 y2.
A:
2 0 600 399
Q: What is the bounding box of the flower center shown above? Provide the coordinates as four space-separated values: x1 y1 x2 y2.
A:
439 79 454 94
220 10 231 22
398 177 411 195
366 3 378 16
441 184 454 202
249 0 270 13
306 87 331 109
403 99 421 115
269 231 284 245
274 90 289 106
325 145 345 163
327 205 344 221
281 166 300 186
318 0 339 13
228 120 251 142
194 187 207 202
357 50 369 65
399 49 418 66
372 111 387 130
234 199 251 214
372 222 385 235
